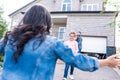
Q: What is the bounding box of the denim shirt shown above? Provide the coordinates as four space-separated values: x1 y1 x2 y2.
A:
76 36 82 52
0 35 99 80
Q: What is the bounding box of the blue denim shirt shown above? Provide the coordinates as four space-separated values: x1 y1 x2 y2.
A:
0 35 99 80
76 36 82 52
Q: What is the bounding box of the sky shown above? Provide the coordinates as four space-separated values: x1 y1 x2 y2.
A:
0 0 33 19
3 0 33 14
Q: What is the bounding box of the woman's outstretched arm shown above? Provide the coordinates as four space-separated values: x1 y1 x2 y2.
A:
54 41 120 72
99 54 120 68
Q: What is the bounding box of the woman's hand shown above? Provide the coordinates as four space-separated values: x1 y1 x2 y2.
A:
99 54 120 68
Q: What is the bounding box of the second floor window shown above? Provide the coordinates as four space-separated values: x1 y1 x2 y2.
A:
81 4 99 11
62 0 72 11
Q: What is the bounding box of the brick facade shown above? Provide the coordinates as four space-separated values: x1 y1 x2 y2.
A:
66 14 115 46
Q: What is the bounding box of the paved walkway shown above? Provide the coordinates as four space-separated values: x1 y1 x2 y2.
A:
54 64 120 80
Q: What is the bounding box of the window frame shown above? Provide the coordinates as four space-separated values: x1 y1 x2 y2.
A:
12 17 20 26
58 27 66 41
61 0 72 11
81 4 99 11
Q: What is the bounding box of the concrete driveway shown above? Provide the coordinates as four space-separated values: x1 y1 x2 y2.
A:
54 64 120 80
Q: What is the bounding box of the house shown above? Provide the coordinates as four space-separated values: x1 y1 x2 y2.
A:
9 0 118 58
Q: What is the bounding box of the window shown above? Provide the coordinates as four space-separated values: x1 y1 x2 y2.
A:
12 17 20 26
58 27 66 40
62 0 72 11
81 4 99 11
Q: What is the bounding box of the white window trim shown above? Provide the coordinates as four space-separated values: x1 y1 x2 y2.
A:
81 4 99 11
58 27 66 41
12 17 20 26
61 0 72 11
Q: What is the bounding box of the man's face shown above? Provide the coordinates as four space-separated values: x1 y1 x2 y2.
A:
77 32 81 36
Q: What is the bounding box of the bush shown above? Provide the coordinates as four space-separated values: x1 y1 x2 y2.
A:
0 10 8 67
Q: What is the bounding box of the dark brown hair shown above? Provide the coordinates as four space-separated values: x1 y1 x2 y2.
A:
5 5 52 62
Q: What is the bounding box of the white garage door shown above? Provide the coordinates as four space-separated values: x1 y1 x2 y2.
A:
81 36 107 54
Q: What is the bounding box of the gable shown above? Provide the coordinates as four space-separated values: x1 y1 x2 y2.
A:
9 0 37 17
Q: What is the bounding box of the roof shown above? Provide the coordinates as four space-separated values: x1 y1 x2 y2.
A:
8 0 37 16
19 11 118 19
50 11 118 17
50 11 117 14
20 11 118 15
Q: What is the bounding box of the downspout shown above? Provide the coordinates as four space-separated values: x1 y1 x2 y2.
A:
79 0 84 10
53 0 56 11
114 12 119 48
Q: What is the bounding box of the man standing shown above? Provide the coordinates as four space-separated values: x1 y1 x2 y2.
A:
76 31 83 53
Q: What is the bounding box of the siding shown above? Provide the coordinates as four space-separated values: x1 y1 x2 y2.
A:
65 14 115 46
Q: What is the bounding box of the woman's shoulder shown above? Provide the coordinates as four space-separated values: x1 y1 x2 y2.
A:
46 35 64 46
46 35 57 41
44 35 58 45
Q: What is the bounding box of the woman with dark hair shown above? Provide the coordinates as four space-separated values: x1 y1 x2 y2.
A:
0 5 120 80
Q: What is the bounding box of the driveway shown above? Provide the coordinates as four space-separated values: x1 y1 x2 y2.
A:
54 64 120 80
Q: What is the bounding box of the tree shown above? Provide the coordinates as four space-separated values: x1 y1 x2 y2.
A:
0 9 7 39
0 8 8 67
104 0 120 53
104 0 120 32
